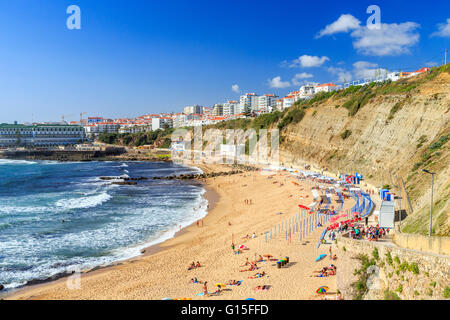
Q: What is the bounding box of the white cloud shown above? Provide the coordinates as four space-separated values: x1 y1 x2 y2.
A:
351 22 420 56
316 14 420 56
353 61 380 79
316 14 361 38
231 84 240 93
425 61 438 67
268 76 291 89
290 55 330 68
431 18 450 38
292 73 314 85
327 67 353 83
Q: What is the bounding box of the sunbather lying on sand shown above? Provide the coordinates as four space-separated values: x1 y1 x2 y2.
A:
248 271 265 279
226 280 241 286
254 285 270 291
240 264 258 272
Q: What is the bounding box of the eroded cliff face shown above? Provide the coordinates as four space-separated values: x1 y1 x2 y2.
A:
279 72 450 236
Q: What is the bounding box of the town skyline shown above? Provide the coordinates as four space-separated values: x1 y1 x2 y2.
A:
0 0 449 123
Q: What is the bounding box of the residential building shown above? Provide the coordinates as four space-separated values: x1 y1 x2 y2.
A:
184 105 204 115
239 93 258 114
0 123 84 147
87 117 104 125
212 104 224 116
152 117 173 130
255 94 278 112
223 101 238 115
314 83 338 93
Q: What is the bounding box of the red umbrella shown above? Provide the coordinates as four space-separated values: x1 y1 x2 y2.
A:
298 204 310 210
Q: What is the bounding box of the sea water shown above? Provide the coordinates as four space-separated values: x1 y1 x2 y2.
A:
0 159 207 289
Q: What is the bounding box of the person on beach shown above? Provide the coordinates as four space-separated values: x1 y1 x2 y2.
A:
231 243 235 251
203 281 208 295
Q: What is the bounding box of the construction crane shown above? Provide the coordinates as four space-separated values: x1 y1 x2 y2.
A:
61 114 74 123
80 112 87 124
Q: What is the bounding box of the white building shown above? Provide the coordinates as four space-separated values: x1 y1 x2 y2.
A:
314 83 338 93
223 100 238 115
239 93 258 114
0 123 84 147
254 94 278 112
152 117 173 130
184 105 204 115
282 96 296 109
212 104 224 116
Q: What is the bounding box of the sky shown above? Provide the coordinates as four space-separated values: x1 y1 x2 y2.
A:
0 0 449 123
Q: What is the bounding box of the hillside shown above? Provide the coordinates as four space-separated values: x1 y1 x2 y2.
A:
211 65 450 236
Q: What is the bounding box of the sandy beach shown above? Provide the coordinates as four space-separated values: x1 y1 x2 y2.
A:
5 163 356 300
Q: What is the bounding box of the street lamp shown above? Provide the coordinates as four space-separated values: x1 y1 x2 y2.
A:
422 169 435 236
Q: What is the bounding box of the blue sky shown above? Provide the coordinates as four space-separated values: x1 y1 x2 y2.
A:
0 0 449 123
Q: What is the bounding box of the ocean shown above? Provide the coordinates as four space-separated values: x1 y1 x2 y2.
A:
0 159 207 289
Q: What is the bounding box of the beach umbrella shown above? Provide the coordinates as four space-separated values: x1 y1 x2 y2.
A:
316 286 329 294
315 254 327 262
298 204 310 210
245 298 255 300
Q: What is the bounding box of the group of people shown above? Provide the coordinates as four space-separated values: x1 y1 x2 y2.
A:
312 264 337 277
349 225 388 241
187 261 202 270
244 199 253 205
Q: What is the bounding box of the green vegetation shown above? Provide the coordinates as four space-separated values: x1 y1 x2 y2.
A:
277 108 305 131
382 184 391 190
396 284 403 293
414 290 420 296
340 129 352 140
444 286 450 298
372 248 379 260
385 252 393 266
384 290 401 300
416 135 428 149
387 101 404 120
394 256 401 265
352 254 377 300
98 128 175 147
341 90 375 116
409 262 419 275
429 281 437 288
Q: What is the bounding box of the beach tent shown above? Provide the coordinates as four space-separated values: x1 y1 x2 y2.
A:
379 200 395 229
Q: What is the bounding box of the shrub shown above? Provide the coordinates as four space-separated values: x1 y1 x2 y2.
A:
409 262 419 275
372 248 379 260
444 287 450 298
384 290 401 300
277 108 305 131
385 252 393 266
429 281 436 288
396 284 403 293
341 130 352 140
387 101 403 120
394 256 401 264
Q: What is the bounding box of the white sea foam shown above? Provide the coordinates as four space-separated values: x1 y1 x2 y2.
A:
55 192 111 210
0 159 37 165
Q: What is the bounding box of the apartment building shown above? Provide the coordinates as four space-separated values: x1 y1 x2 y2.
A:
0 123 84 147
184 105 204 115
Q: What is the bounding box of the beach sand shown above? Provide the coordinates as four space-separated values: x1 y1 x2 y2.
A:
5 164 355 300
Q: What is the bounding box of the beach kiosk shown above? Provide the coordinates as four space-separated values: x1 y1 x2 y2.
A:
378 200 395 229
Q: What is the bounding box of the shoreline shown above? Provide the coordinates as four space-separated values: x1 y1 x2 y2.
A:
3 162 356 299
0 162 220 299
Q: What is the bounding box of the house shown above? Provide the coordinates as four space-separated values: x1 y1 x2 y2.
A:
314 83 338 93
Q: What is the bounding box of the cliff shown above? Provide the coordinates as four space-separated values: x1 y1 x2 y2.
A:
278 65 449 236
